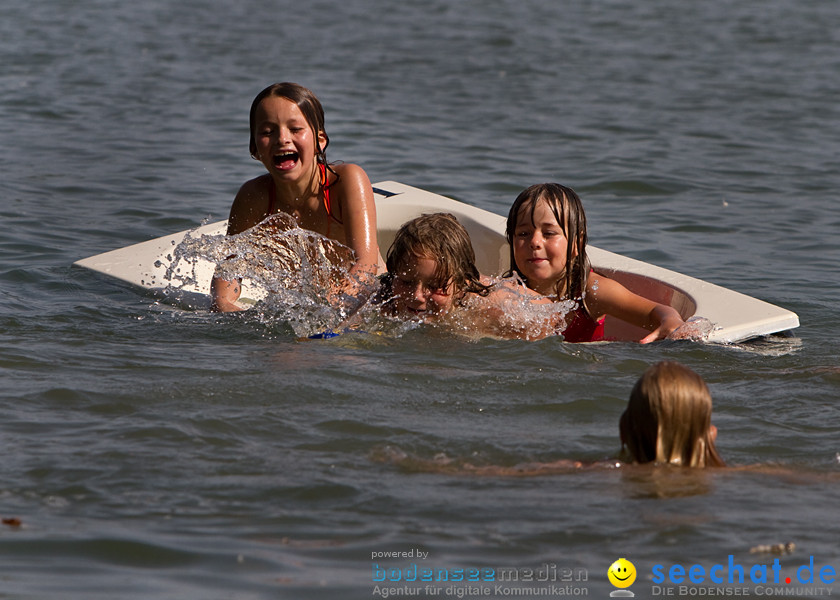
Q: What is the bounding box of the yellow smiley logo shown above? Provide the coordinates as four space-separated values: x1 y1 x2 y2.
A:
607 558 637 588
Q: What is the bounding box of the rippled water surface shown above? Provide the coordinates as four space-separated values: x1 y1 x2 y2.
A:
2 0 839 598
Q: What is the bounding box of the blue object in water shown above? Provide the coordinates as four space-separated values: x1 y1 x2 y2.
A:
309 330 341 339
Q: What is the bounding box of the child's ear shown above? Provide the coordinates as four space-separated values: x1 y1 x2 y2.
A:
317 130 328 154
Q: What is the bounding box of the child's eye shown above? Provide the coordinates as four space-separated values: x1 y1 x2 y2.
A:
430 279 452 295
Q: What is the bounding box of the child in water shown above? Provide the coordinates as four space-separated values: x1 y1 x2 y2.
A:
619 360 724 467
211 82 382 312
378 213 560 340
375 360 724 474
506 183 685 343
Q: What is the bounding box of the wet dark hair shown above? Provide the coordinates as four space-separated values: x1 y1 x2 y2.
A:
383 213 491 302
505 183 589 301
248 82 332 172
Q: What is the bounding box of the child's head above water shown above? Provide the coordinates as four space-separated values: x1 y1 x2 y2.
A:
505 183 590 299
384 213 490 319
248 82 329 163
620 361 725 467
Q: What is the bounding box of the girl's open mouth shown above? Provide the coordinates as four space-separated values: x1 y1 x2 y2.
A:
273 151 299 170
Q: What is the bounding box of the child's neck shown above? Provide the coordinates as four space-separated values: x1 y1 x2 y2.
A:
271 165 320 208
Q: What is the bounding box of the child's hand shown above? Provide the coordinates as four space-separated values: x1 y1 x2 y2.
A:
639 307 685 344
664 316 716 341
639 327 670 344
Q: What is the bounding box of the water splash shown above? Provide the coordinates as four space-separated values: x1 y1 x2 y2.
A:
471 281 577 341
165 212 375 337
162 218 578 341
427 277 577 341
667 316 717 341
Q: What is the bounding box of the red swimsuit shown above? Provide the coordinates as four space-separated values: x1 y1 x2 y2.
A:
561 305 605 343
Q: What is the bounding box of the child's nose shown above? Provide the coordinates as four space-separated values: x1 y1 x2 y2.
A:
412 284 427 304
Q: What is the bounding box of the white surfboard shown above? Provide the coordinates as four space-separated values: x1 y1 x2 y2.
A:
73 180 800 343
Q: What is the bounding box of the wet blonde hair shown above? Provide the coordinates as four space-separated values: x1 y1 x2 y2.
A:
619 361 725 467
384 213 491 299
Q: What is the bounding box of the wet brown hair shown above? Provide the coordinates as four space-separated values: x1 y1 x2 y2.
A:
385 213 491 300
619 361 725 467
505 183 589 300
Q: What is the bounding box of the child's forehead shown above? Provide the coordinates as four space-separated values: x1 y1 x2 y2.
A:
397 250 435 272
517 196 566 225
396 251 450 281
255 96 308 122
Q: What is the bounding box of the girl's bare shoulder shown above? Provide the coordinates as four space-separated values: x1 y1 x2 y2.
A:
235 173 271 196
329 163 372 198
330 161 368 179
228 175 272 234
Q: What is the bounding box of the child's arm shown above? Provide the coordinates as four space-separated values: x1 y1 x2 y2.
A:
210 178 270 312
210 277 244 312
333 164 382 282
225 177 272 236
461 280 562 340
585 273 685 343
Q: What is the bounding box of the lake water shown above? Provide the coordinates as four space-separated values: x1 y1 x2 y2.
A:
2 0 839 598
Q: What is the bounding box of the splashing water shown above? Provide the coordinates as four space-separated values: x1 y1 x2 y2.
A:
163 215 579 341
374 276 578 342
457 280 578 341
165 213 376 337
666 316 717 342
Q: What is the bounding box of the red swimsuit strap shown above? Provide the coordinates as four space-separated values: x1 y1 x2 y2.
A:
319 162 343 226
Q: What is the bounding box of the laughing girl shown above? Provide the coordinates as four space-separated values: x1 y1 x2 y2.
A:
211 82 382 311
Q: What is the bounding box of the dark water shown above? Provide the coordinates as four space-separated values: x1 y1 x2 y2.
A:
2 0 839 598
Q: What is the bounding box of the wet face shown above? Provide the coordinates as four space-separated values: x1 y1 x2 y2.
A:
390 256 458 321
512 199 570 296
252 96 326 182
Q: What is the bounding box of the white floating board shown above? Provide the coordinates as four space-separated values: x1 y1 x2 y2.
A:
74 180 799 343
